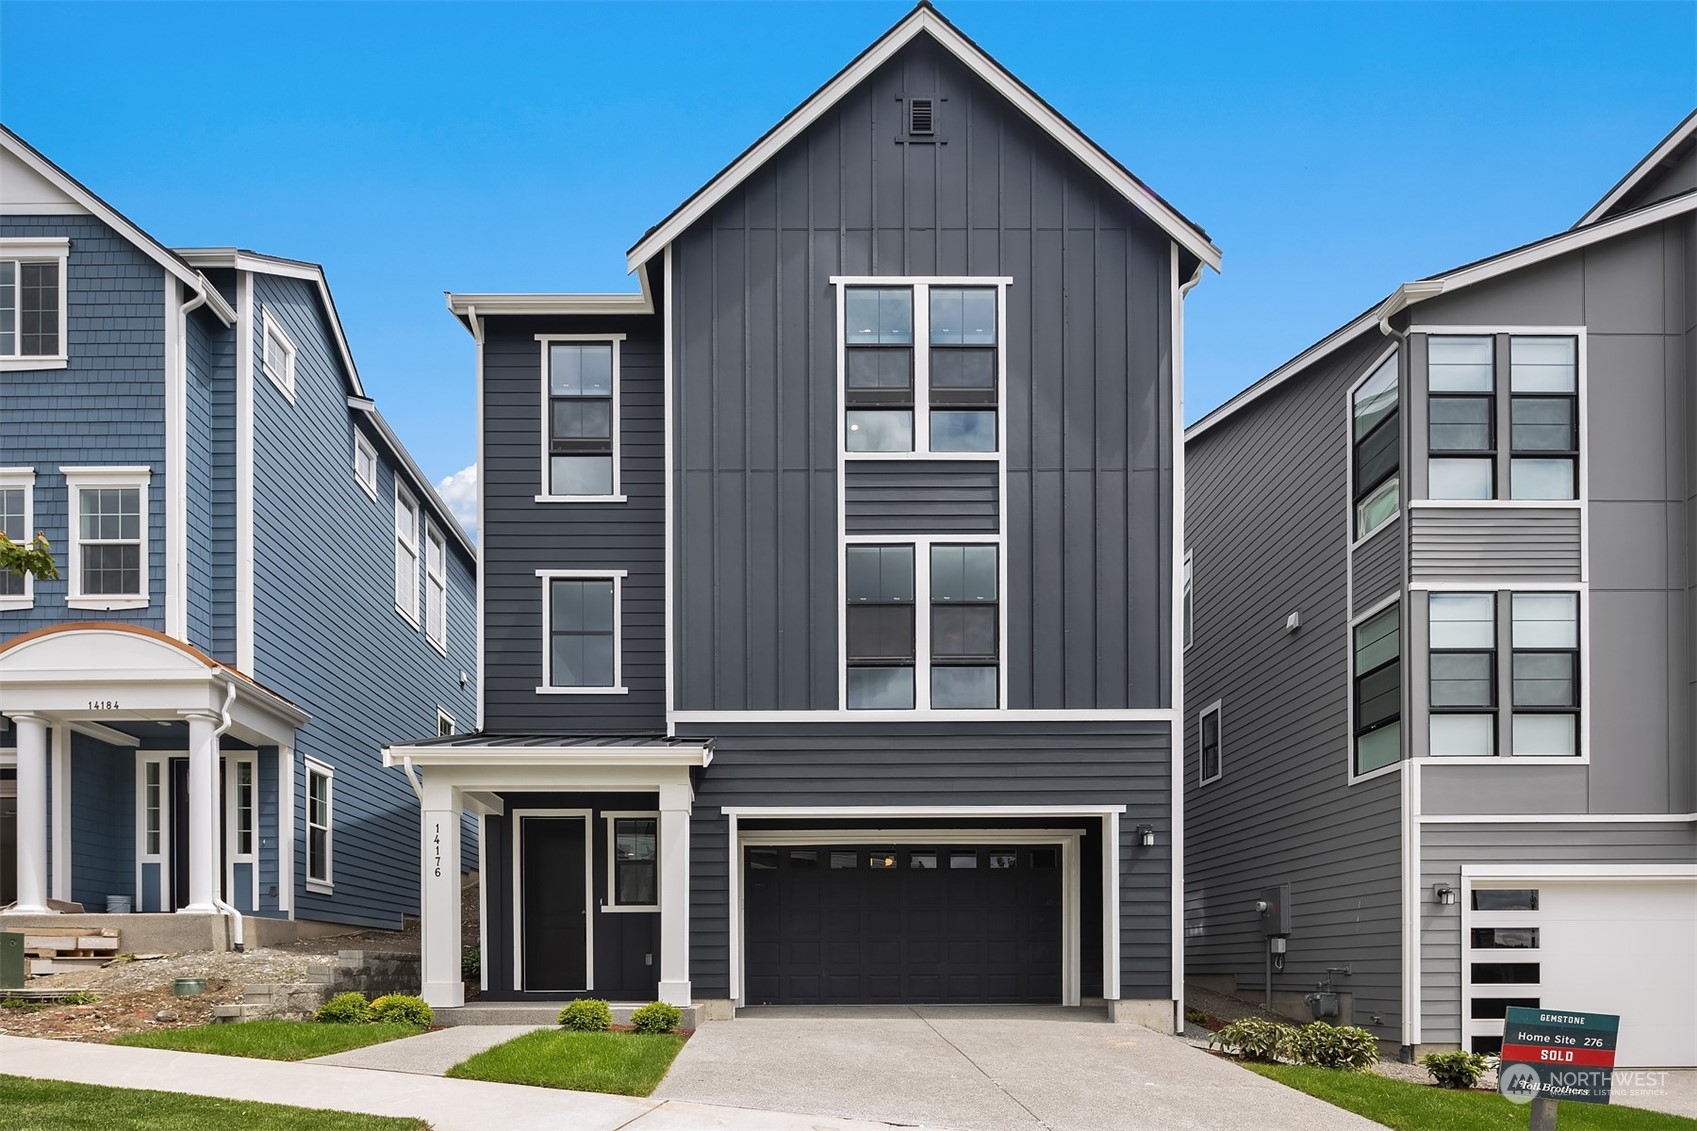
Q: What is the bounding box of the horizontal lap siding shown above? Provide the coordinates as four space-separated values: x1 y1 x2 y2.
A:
679 721 1172 1000
844 463 997 534
1185 332 1406 1043
1410 508 1581 580
481 313 665 733
1352 517 1403 615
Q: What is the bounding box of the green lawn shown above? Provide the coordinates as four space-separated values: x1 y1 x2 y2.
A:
0 1075 425 1131
110 1019 425 1061
1246 1063 1697 1131
446 1029 686 1096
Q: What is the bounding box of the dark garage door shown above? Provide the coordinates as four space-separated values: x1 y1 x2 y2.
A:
744 844 1063 1004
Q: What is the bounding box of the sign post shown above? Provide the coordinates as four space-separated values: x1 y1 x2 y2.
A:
1499 1006 1620 1127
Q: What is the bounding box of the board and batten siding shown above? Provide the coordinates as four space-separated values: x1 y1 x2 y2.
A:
1408 508 1580 581
248 271 477 928
1184 329 1405 1042
670 32 1176 713
677 721 1173 1001
479 313 665 733
0 214 167 639
844 463 997 534
1417 820 1697 1046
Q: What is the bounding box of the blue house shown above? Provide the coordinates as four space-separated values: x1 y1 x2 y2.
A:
0 125 476 939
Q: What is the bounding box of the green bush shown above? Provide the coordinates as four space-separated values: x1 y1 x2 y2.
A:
1421 1049 1490 1089
1 997 44 1013
370 994 433 1028
1208 1017 1294 1062
630 1001 682 1034
315 992 372 1024
1290 1022 1380 1071
558 998 612 1032
461 947 481 980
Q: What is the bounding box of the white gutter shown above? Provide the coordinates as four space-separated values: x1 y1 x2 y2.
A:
208 679 245 952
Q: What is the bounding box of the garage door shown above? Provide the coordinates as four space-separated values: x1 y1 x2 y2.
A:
744 844 1063 1005
1466 879 1697 1067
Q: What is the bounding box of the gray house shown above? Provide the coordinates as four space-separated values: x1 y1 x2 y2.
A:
1182 111 1697 1068
385 3 1212 1023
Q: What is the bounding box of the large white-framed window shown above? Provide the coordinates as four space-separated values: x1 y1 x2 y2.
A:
425 522 447 653
603 811 660 912
537 569 628 694
538 334 624 502
260 305 297 402
60 465 150 610
0 238 69 370
833 276 1011 460
1351 349 1400 539
305 757 334 893
353 431 378 500
0 468 36 609
1197 700 1223 785
394 481 420 626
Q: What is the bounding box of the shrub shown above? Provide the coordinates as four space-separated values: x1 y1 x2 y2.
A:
630 1001 682 1034
315 992 372 1024
558 998 612 1032
461 947 481 980
1422 1049 1491 1089
1 998 43 1013
370 994 433 1028
1290 1022 1380 1071
1208 1017 1294 1062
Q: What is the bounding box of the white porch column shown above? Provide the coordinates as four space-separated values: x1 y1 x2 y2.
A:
657 781 692 1006
5 714 52 914
420 778 464 1008
180 710 220 913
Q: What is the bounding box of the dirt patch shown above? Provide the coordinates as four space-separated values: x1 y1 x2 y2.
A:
0 977 243 1041
1185 982 1308 1027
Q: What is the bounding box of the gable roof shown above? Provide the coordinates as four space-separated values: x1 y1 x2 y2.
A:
0 124 235 325
626 3 1220 275
1575 108 1697 228
1186 188 1697 443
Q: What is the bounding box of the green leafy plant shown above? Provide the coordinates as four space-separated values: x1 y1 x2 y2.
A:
1 997 44 1013
0 532 60 581
629 1001 682 1034
1421 1049 1491 1089
369 994 433 1028
314 992 372 1024
557 998 612 1032
461 947 481 980
1208 1017 1294 1062
1289 1022 1380 1071
58 991 100 1006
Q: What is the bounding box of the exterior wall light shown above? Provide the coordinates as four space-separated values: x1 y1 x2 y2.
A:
1137 825 1156 848
1433 883 1457 906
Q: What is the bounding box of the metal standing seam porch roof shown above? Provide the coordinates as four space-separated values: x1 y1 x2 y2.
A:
381 733 713 768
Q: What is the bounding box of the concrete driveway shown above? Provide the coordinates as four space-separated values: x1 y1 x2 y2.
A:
655 1006 1382 1131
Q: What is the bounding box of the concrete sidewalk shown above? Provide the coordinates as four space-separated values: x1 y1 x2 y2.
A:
0 1034 949 1131
308 1024 548 1075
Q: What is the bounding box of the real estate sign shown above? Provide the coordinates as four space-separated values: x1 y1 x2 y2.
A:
1500 1006 1619 1105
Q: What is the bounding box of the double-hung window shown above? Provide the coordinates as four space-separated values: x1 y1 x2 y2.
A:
1510 593 1579 755
845 544 916 708
1353 603 1401 774
844 289 916 453
1352 352 1400 536
1428 593 1497 756
929 543 998 707
0 239 66 364
1508 337 1578 500
0 469 34 606
541 572 624 692
927 288 998 452
1427 336 1496 500
607 814 658 910
545 339 618 498
61 466 149 609
425 523 447 651
394 483 420 624
306 759 334 892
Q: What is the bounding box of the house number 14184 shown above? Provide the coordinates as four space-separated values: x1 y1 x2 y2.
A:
88 700 120 710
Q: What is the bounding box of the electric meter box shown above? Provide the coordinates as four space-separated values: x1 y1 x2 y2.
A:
1258 884 1292 937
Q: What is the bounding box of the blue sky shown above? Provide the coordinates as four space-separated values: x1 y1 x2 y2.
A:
3 1 1693 524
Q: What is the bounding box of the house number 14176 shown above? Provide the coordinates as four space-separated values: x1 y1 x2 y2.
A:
433 824 441 878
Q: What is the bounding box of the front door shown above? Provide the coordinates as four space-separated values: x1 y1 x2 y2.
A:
520 815 588 991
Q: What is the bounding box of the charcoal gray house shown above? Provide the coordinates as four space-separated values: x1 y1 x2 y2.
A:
1182 111 1696 1067
385 3 1214 1023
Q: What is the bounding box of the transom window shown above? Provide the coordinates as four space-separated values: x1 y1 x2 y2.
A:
541 572 624 692
61 466 150 609
545 339 619 498
841 281 1002 457
1352 352 1400 537
1353 603 1401 775
1426 333 1579 502
0 241 66 361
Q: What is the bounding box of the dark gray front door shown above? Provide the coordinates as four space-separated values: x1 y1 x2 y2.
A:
521 816 588 991
169 758 189 910
744 844 1063 1005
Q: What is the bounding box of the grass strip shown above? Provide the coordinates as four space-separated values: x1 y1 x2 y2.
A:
110 1019 424 1061
446 1028 685 1096
0 1074 424 1131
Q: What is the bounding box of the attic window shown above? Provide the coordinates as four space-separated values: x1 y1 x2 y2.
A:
908 98 935 136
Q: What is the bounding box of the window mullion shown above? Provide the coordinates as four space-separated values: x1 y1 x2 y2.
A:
913 286 930 454
915 536 932 707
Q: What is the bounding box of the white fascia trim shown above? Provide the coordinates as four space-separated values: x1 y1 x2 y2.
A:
447 290 653 318
1170 248 1199 1016
1424 813 1697 824
382 746 711 768
235 271 256 674
0 468 37 609
1574 110 1697 227
1462 863 1697 879
720 804 1127 818
626 8 1220 274
670 709 1176 723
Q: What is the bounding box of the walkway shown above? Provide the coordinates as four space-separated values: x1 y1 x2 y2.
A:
308 1024 548 1075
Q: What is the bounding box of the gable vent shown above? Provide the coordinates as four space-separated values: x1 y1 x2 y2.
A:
908 98 935 136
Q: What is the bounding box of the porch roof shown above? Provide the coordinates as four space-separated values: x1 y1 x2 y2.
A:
383 732 712 769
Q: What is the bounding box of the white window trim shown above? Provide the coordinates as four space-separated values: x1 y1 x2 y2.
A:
1346 592 1406 785
1347 344 1403 548
1197 699 1223 786
134 755 169 911
536 333 626 503
394 481 420 627
0 238 70 370
839 532 1005 714
224 752 259 910
536 568 629 694
0 467 37 609
425 521 448 654
305 756 334 894
602 809 661 913
832 276 1011 461
436 707 456 737
260 305 297 403
60 465 151 610
1182 550 1193 651
353 431 378 501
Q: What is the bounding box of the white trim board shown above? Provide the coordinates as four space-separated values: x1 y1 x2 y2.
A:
1424 813 1697 824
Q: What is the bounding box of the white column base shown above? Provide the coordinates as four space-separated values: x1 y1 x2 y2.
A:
658 980 692 1007
176 905 220 914
422 980 466 1009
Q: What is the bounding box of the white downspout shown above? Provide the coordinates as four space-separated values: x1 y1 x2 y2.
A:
402 755 424 802
208 679 245 951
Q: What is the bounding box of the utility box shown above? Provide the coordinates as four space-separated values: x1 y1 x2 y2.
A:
0 932 24 990
1258 884 1292 937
